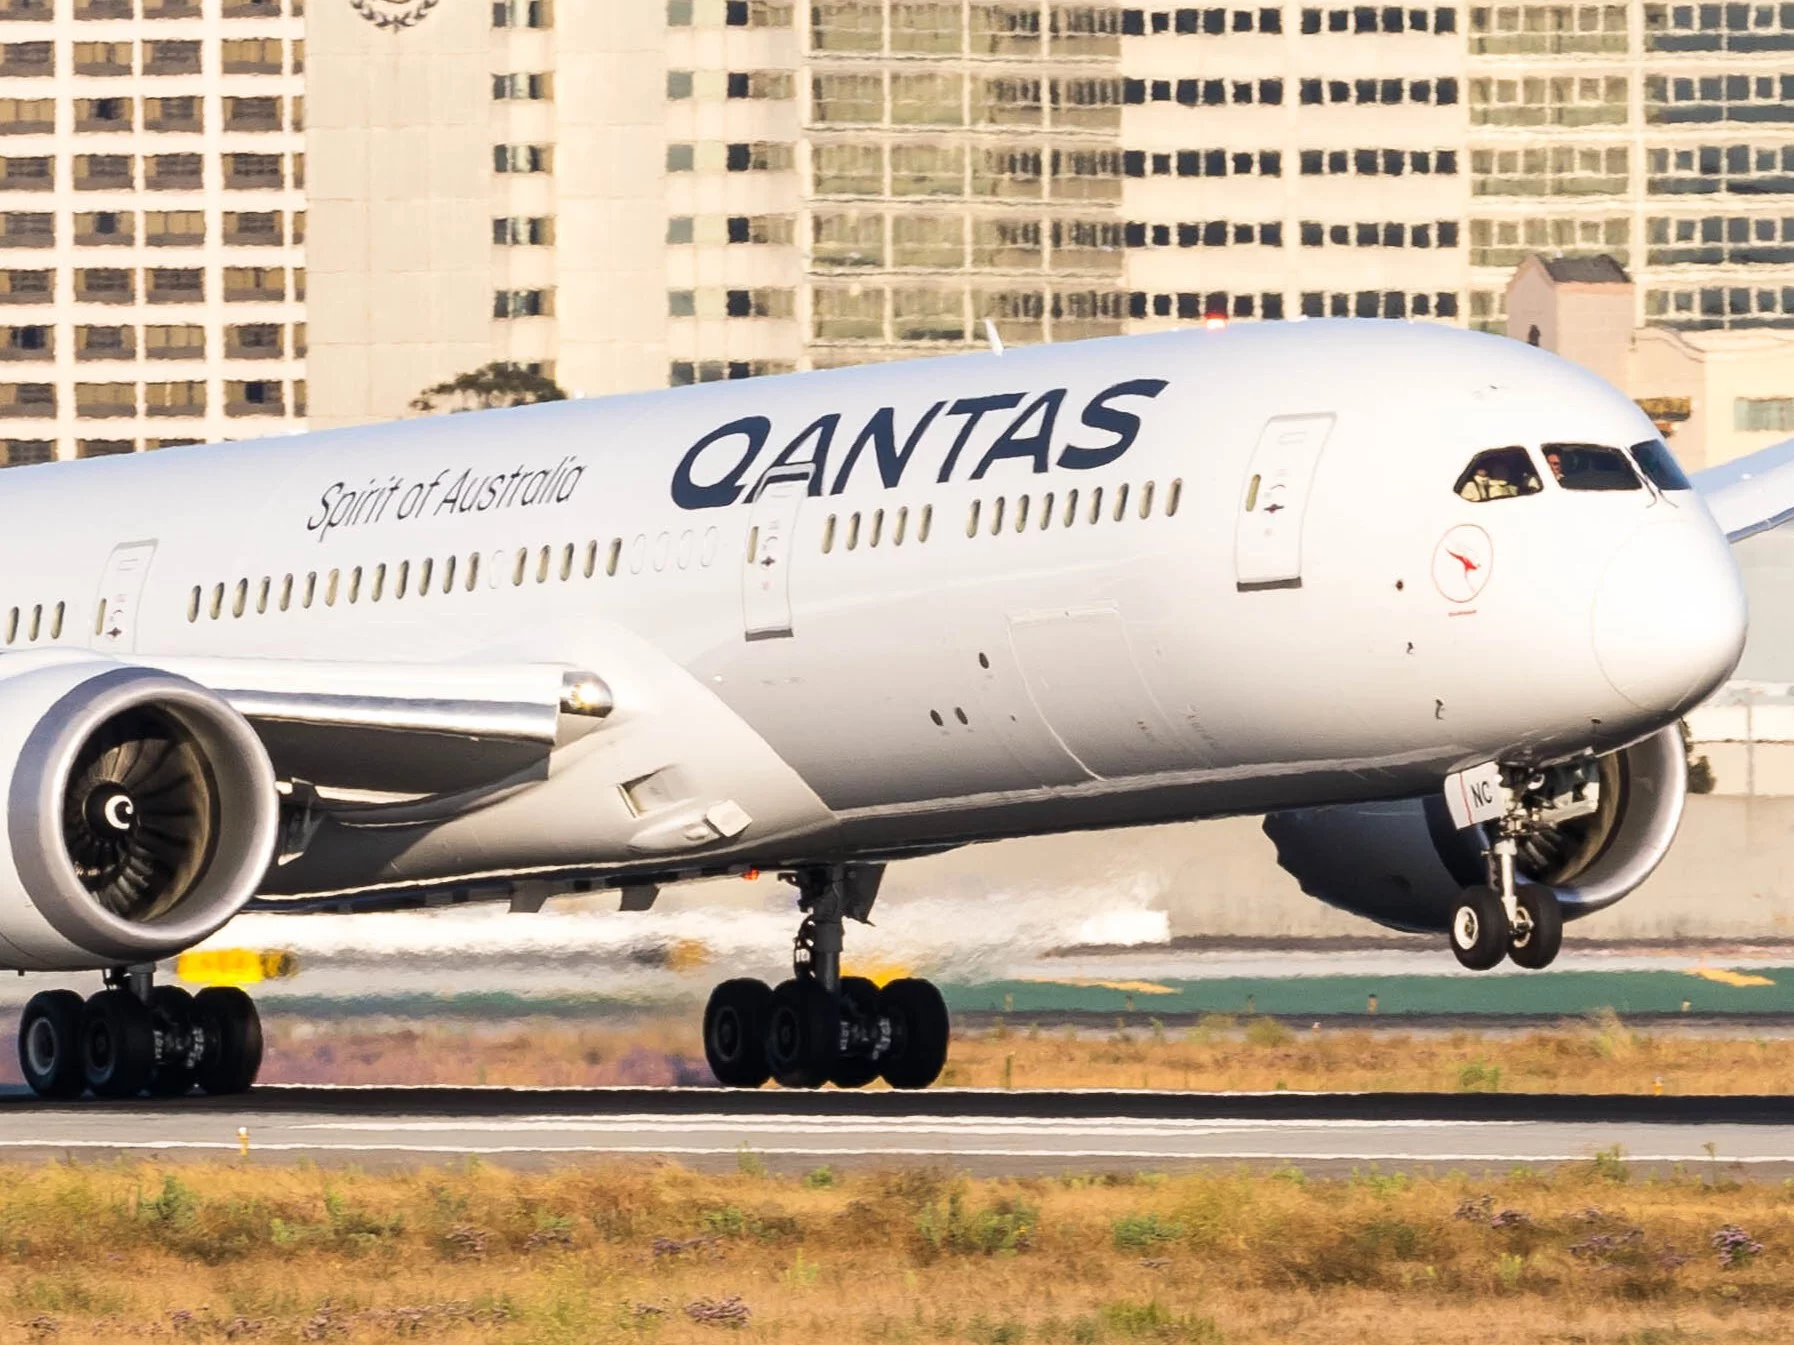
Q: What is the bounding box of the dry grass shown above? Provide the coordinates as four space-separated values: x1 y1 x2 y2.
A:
0 1157 1786 1342
245 1010 1794 1095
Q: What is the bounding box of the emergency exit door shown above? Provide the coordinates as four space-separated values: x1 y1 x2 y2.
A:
93 540 157 653
741 467 812 641
1234 413 1335 590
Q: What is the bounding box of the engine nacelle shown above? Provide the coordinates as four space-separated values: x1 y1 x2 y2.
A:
1262 725 1687 934
0 654 277 970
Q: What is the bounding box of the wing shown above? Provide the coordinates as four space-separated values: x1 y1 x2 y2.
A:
1693 434 1794 542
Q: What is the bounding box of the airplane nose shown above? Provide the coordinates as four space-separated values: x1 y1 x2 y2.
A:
1592 517 1747 712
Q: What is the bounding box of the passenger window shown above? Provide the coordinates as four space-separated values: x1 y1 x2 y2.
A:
1139 482 1155 518
1015 495 1029 532
1113 483 1130 521
465 552 481 590
187 588 200 623
1454 447 1543 502
536 546 551 583
29 605 40 641
209 583 224 620
1167 479 1183 516
894 506 908 546
919 504 933 542
440 556 455 593
50 602 62 639
1088 487 1104 524
822 516 836 553
990 497 1005 535
1630 439 1691 492
582 542 597 578
1244 474 1261 512
870 509 884 547
348 567 363 603
304 572 317 608
966 500 981 537
279 575 293 611
232 579 247 618
560 544 574 581
1040 492 1054 529
512 549 527 586
257 578 270 614
1542 443 1642 492
325 570 339 606
5 607 16 643
847 513 861 550
606 539 621 577
370 564 386 602
417 558 432 595
1063 489 1079 527
393 561 408 599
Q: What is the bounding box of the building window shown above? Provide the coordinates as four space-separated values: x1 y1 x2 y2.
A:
1737 397 1794 432
494 72 552 100
145 154 202 190
145 380 205 416
226 379 285 416
727 141 795 172
493 216 554 245
493 0 553 26
145 324 204 360
223 211 283 246
0 157 51 191
494 288 553 318
75 325 133 361
142 41 202 76
494 144 552 173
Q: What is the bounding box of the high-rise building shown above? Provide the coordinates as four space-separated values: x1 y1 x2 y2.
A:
6 1 1787 443
0 0 306 464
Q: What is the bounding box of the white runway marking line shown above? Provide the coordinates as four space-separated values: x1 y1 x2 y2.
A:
0 1139 1788 1164
278 1115 1538 1134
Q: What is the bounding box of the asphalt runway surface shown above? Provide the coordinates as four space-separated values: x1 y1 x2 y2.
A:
6 1088 1794 1176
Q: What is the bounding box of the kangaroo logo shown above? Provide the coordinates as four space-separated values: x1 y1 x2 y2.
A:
1431 524 1493 605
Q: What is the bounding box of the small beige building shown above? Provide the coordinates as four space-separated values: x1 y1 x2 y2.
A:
1507 253 1794 471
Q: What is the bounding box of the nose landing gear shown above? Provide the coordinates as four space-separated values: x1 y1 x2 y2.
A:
701 864 950 1090
16 966 263 1101
1450 800 1566 972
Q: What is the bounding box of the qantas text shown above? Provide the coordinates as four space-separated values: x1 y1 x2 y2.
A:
671 379 1169 511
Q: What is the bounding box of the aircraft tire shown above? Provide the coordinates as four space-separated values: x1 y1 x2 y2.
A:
146 985 200 1098
878 978 949 1090
704 978 773 1088
1449 885 1508 971
1508 886 1564 970
82 989 156 1100
18 989 87 1100
194 986 263 1097
828 976 883 1089
765 978 839 1090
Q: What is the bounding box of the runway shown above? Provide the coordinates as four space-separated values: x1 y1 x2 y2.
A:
5 1088 1794 1176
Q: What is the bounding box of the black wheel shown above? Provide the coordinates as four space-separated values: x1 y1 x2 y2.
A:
879 978 949 1090
147 985 198 1097
1508 885 1564 970
18 989 87 1100
704 978 773 1088
193 986 262 1096
81 989 155 1100
1449 885 1509 971
829 976 882 1090
764 978 839 1090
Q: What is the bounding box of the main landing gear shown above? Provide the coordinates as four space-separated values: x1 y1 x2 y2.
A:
703 865 950 1090
1450 807 1564 973
17 966 262 1101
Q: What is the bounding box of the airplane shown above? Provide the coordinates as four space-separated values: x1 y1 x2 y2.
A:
0 318 1759 1102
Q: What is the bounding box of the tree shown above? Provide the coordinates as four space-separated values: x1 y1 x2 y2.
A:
410 362 567 415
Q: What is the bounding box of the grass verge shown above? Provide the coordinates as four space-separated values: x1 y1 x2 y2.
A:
227 1009 1794 1094
0 1156 1786 1342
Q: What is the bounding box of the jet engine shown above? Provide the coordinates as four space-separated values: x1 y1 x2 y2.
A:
0 655 277 970
1262 725 1687 933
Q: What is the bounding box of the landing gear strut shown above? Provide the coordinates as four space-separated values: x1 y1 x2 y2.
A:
702 864 950 1090
17 966 263 1101
1449 772 1566 972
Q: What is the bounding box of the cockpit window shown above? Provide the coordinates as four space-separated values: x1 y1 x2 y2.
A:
1629 438 1693 492
1541 443 1643 492
1454 447 1543 502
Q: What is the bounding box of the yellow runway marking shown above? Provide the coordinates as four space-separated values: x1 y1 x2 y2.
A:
1022 978 1180 996
1687 967 1776 988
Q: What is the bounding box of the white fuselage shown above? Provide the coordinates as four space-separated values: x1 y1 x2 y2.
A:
0 321 1746 898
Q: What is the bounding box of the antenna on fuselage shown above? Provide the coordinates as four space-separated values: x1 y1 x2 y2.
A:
983 319 1005 357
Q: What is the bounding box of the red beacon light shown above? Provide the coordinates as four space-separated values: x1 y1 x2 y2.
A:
1203 312 1228 330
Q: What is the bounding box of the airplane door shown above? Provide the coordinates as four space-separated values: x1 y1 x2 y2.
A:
1234 413 1336 590
93 540 157 653
741 467 812 641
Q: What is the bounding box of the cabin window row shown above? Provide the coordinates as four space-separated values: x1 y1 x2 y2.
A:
964 479 1184 539
185 539 633 623
4 599 62 645
819 503 935 553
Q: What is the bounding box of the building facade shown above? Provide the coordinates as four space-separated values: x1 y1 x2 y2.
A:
0 0 306 464
4 0 1787 441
